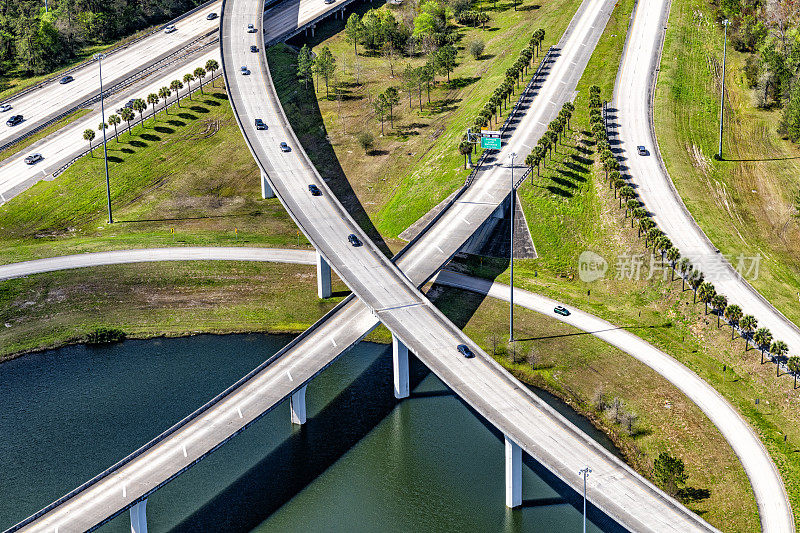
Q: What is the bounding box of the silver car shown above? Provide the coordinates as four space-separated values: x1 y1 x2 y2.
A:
24 153 43 165
0 104 11 112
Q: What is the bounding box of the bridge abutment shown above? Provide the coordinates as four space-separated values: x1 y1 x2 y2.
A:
290 385 307 425
392 335 409 399
316 251 332 298
261 172 275 199
505 435 522 508
130 498 148 533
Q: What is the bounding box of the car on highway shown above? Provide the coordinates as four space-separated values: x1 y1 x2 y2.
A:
347 233 361 247
116 99 136 114
457 344 475 358
206 12 218 20
247 23 257 33
240 66 250 75
250 45 259 53
24 153 43 165
637 145 648 156
164 25 177 34
279 141 290 152
324 0 336 4
554 305 570 317
6 114 23 126
0 104 11 112
59 75 74 85
308 184 321 196
254 118 267 130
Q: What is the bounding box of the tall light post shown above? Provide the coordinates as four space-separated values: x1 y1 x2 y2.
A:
716 19 729 160
95 53 113 224
579 466 592 533
509 151 517 342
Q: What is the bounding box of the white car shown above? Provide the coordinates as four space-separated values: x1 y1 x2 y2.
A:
247 23 257 33
0 104 11 112
240 66 250 75
164 25 177 34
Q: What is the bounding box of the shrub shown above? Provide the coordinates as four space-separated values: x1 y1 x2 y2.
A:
468 39 485 60
85 327 127 345
356 131 375 154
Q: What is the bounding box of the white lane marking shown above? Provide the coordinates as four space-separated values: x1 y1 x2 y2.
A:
182 445 187 458
330 337 337 347
462 217 471 225
287 370 293 381
237 407 243 419
122 485 127 498
435 245 444 254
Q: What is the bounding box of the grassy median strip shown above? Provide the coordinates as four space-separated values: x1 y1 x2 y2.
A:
654 0 800 328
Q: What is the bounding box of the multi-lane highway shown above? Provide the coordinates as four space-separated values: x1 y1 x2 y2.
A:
7 0 723 531
0 1 222 149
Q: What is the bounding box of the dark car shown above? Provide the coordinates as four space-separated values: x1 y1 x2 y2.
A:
59 75 74 85
554 305 571 317
254 118 267 130
6 114 23 126
206 12 218 20
24 153 43 165
348 233 361 247
636 145 648 156
457 344 475 358
250 45 259 53
240 65 250 75
308 184 321 196
279 141 290 152
117 99 136 114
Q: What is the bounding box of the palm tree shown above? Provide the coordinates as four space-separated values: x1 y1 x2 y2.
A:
666 247 680 281
678 258 692 291
83 129 95 155
147 93 159 123
194 67 207 94
739 315 758 351
618 185 634 209
753 327 773 363
183 73 194 99
205 59 219 87
132 99 147 130
724 304 742 339
688 269 704 303
711 294 727 327
787 356 800 388
697 282 716 314
459 140 472 169
108 114 121 142
771 340 789 376
120 108 135 134
170 80 184 107
639 217 655 239
158 87 172 114
645 227 663 248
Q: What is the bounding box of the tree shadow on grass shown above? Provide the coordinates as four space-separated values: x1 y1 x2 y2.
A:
200 97 221 106
166 119 186 127
448 76 480 90
128 140 147 148
429 97 461 115
154 126 175 134
177 112 197 120
517 3 541 10
120 147 134 154
545 185 573 197
189 105 210 113
107 156 124 163
211 92 229 101
140 133 161 142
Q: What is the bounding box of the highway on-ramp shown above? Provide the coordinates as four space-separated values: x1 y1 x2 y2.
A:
613 1 796 528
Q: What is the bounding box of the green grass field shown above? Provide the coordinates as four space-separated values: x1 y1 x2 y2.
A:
654 0 800 328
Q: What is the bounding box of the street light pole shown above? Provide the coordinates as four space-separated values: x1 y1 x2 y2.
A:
509 151 517 342
95 53 113 224
716 19 729 160
579 466 592 533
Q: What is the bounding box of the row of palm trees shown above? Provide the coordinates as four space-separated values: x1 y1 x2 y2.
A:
592 85 799 386
83 59 220 153
524 101 573 178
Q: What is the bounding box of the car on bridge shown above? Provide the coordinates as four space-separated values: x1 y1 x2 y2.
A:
59 75 74 85
247 23 257 33
6 114 23 126
308 184 321 196
457 344 475 358
0 104 11 112
240 66 250 75
24 153 43 165
164 24 177 34
206 12 218 20
279 141 290 152
637 145 648 156
324 0 336 4
348 234 362 247
254 118 267 130
554 305 570 317
250 45 259 53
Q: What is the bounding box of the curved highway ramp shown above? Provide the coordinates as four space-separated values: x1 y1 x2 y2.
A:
6 0 741 531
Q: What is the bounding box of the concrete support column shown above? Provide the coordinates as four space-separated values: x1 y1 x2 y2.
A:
316 251 332 299
505 435 522 508
311 25 316 36
392 335 409 399
261 172 275 199
290 385 307 425
130 499 148 533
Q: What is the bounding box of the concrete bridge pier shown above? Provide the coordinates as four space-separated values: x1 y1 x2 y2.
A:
261 172 275 199
392 335 409 399
505 435 522 508
130 499 148 533
290 385 307 425
316 251 332 298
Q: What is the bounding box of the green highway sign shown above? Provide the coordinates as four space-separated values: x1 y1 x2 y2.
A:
481 136 501 150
